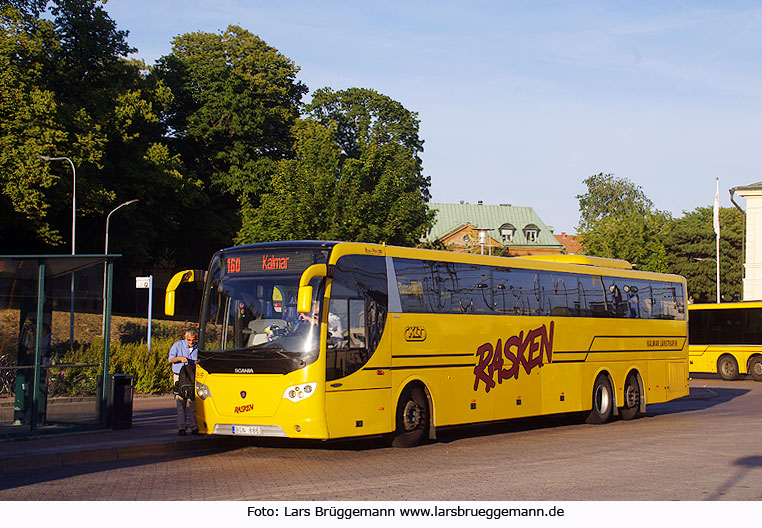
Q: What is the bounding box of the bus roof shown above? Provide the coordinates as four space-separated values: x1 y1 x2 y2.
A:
513 254 633 270
214 241 684 282
220 240 338 253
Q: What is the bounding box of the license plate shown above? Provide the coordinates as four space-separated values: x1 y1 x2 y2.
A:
232 425 262 436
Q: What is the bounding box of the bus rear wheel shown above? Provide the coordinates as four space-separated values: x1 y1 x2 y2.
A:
390 385 429 447
718 355 740 381
586 374 613 424
749 357 762 382
620 372 641 420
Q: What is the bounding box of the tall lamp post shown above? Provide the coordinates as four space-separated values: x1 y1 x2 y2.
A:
38 155 76 348
102 199 139 335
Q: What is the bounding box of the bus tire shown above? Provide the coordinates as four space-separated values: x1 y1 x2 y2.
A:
620 372 641 420
749 357 762 382
390 385 429 447
586 374 613 424
718 355 740 381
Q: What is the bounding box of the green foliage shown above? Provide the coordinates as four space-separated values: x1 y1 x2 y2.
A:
156 26 307 200
50 336 176 394
577 174 744 299
665 206 743 303
117 321 180 344
1 4 68 245
576 173 671 272
237 88 435 246
0 1 207 273
109 338 175 394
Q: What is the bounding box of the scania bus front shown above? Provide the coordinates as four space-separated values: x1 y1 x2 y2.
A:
195 242 336 439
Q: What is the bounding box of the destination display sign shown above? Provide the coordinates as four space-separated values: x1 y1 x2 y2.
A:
223 250 327 275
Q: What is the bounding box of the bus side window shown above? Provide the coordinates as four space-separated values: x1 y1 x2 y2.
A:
744 308 762 344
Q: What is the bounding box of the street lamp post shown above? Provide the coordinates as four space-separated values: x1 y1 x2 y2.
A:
105 199 139 255
102 200 139 335
38 155 76 348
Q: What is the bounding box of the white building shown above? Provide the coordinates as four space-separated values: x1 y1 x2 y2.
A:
732 182 762 300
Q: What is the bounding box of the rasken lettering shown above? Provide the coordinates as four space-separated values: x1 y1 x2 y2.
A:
234 404 255 414
262 254 290 271
473 322 554 393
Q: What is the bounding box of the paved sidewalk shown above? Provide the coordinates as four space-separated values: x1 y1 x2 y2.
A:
0 394 240 474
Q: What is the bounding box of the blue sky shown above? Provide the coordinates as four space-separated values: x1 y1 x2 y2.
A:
106 0 762 233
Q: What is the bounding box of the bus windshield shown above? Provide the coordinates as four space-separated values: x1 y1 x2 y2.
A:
199 248 329 374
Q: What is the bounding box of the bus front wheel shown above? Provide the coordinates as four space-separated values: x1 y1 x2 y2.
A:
718 355 740 381
749 357 762 382
620 372 641 420
586 374 613 424
390 385 429 447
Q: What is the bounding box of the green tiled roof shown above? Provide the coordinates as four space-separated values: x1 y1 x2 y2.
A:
426 202 563 248
733 181 762 192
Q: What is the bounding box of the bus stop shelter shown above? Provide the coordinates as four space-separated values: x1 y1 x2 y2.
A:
0 255 118 437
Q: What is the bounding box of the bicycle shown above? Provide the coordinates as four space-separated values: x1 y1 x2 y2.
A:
0 353 16 396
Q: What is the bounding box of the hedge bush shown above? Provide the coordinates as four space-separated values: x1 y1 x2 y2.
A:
53 337 180 394
110 337 176 394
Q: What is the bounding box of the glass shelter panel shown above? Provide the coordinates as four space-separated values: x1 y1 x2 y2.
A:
0 256 114 437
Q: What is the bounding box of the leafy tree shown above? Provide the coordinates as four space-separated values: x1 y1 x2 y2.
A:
1 1 206 274
1 4 67 246
665 206 743 303
237 88 435 246
576 173 671 272
306 87 425 159
155 26 308 202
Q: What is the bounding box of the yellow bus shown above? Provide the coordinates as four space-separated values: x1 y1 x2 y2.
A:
170 241 689 446
688 302 762 381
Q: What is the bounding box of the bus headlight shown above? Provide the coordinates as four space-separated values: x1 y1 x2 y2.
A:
283 383 317 402
196 381 211 400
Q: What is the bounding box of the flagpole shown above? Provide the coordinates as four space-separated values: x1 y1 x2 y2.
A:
714 177 721 303
716 229 720 303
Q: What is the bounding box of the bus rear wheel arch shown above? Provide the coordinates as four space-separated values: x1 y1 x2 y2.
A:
389 383 431 448
717 355 740 381
748 356 762 382
586 373 614 424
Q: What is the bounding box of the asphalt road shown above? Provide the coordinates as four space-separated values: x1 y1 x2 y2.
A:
1 377 761 501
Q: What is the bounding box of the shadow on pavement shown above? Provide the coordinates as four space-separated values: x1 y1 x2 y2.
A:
0 438 250 492
646 386 749 416
705 455 762 500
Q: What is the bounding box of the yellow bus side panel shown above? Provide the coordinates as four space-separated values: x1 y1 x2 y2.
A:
688 345 714 374
647 361 667 402
388 313 686 428
541 362 582 415
325 388 392 438
689 345 760 375
667 361 688 398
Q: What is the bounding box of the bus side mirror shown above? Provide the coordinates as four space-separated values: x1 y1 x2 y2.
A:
298 286 313 314
165 269 204 316
297 264 328 313
165 290 176 317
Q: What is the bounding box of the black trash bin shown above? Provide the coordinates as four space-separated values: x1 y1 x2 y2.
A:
108 374 134 429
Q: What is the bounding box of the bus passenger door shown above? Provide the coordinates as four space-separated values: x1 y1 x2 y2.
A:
324 255 392 438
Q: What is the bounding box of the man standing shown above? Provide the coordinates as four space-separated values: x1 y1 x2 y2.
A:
168 328 199 436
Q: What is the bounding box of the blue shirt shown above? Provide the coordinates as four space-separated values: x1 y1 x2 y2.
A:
168 339 198 374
